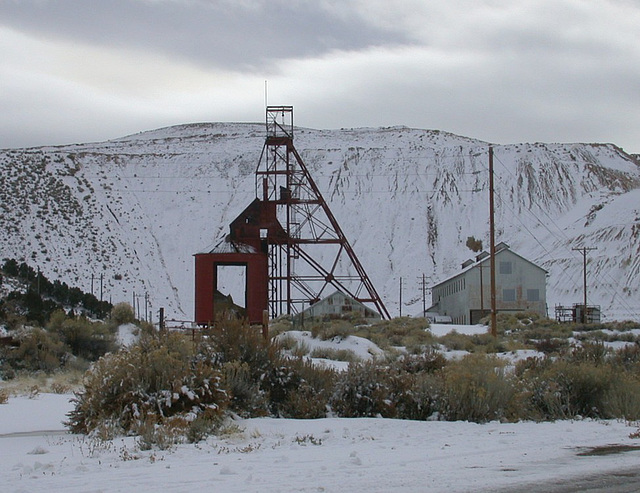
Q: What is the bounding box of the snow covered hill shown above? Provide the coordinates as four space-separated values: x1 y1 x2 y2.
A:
1 123 639 321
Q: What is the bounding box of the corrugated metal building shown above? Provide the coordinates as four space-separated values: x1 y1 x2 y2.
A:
429 243 547 324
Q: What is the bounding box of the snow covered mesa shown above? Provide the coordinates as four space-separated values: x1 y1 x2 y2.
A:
1 123 639 321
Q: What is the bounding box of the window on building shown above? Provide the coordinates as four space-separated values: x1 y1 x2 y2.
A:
503 288 516 302
527 289 540 301
499 261 512 274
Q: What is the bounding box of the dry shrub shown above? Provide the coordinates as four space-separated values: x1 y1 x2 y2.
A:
50 382 69 394
6 328 67 373
260 360 311 417
567 342 610 366
441 354 517 422
356 317 433 349
110 302 135 325
202 319 335 419
612 344 640 370
533 337 569 355
67 332 228 436
221 361 267 417
276 357 336 419
47 312 117 362
515 353 626 420
310 319 354 341
436 331 476 352
201 319 277 380
275 333 298 351
391 349 447 374
404 372 443 420
330 361 432 419
136 415 188 451
267 315 293 337
604 372 640 420
330 361 400 418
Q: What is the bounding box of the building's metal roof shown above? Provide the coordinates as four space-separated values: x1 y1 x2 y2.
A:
206 236 257 254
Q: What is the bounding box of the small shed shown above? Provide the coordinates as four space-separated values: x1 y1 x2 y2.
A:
294 290 381 326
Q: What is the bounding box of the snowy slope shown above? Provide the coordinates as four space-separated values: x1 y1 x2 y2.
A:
1 123 639 321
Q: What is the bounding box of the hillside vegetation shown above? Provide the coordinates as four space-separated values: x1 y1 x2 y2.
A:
0 259 118 379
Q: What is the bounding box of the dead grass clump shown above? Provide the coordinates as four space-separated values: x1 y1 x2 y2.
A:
533 337 570 355
356 317 433 349
309 347 360 363
310 319 354 341
435 331 476 352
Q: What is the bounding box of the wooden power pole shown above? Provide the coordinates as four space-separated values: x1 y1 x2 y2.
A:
572 246 597 323
489 146 497 337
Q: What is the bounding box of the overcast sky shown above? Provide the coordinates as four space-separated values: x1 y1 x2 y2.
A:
1 0 639 152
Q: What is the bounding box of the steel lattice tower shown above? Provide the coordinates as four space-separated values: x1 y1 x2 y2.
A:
255 106 390 319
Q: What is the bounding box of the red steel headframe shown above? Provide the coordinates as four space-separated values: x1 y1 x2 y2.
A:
255 106 390 319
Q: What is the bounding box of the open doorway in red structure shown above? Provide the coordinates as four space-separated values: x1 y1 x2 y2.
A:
214 264 247 319
194 251 268 326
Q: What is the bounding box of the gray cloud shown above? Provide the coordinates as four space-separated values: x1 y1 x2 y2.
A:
0 0 639 153
0 0 408 71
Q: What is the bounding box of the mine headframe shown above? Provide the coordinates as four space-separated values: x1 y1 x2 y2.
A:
255 106 390 320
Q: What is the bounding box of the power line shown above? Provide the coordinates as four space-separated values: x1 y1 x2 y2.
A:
105 188 484 195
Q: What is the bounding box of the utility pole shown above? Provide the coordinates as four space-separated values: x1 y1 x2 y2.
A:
572 246 597 323
399 277 403 317
479 263 484 321
421 273 427 316
489 146 497 337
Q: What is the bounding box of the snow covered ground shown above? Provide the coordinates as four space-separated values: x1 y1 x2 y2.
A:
2 393 640 492
428 323 488 336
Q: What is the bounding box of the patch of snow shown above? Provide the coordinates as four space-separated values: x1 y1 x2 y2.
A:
1 394 640 492
440 349 471 360
604 340 637 350
116 323 138 347
308 358 351 372
429 323 489 336
276 330 384 361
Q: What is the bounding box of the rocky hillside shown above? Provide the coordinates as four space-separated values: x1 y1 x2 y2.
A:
1 123 638 321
